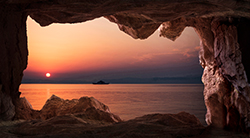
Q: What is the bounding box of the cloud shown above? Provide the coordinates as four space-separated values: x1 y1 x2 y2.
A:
182 46 200 58
131 45 200 66
133 52 171 62
131 52 177 66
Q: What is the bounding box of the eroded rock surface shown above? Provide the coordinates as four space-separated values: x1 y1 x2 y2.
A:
158 17 250 132
14 95 122 124
199 18 250 131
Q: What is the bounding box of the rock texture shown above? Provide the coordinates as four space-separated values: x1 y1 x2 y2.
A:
1 106 248 138
158 17 250 131
1 96 207 137
39 95 121 123
0 111 208 138
1 0 250 133
14 95 122 123
14 97 40 120
199 18 250 132
0 6 28 121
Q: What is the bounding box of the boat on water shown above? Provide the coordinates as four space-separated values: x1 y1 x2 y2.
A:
92 80 109 85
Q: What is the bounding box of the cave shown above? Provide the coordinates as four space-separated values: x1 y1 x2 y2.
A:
1 0 250 136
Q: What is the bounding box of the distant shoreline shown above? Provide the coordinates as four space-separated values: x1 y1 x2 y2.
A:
21 76 203 84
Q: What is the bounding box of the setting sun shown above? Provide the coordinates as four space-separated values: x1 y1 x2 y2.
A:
23 17 202 83
45 73 51 78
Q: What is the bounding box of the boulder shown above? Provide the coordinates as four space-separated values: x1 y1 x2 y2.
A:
39 95 122 123
13 95 122 124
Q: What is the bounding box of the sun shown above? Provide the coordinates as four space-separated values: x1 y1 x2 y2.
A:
45 73 51 78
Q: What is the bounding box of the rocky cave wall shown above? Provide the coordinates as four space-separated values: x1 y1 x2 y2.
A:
0 5 28 120
159 17 250 131
1 0 250 132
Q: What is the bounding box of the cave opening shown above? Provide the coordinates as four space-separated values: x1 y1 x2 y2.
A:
19 16 206 124
1 1 250 136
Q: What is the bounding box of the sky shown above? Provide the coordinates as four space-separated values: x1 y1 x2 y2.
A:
22 16 203 83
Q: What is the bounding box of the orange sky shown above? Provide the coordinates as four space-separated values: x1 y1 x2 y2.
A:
23 16 202 82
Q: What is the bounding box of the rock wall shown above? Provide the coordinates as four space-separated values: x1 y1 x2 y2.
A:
1 0 250 132
0 5 28 121
212 18 250 131
159 17 250 131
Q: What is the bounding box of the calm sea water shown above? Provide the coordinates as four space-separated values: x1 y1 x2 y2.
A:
19 84 206 125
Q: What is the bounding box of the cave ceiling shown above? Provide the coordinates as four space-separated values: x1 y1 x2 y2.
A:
2 0 250 39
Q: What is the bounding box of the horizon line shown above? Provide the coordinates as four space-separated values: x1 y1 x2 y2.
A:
21 82 203 84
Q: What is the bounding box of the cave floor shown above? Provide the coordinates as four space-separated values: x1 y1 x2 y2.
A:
0 114 248 138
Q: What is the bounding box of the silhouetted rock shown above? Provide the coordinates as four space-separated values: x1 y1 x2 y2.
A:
0 8 28 121
0 84 15 121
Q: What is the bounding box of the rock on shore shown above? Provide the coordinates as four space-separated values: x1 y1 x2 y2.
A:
14 95 122 123
1 112 205 138
1 95 247 138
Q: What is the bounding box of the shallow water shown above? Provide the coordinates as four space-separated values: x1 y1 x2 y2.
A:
20 84 206 125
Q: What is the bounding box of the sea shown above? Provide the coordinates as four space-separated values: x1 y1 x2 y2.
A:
19 84 207 125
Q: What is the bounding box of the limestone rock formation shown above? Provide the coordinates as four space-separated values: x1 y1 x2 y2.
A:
158 16 250 131
1 0 250 133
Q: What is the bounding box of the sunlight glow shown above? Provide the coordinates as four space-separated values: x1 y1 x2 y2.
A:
24 16 201 81
46 73 51 78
